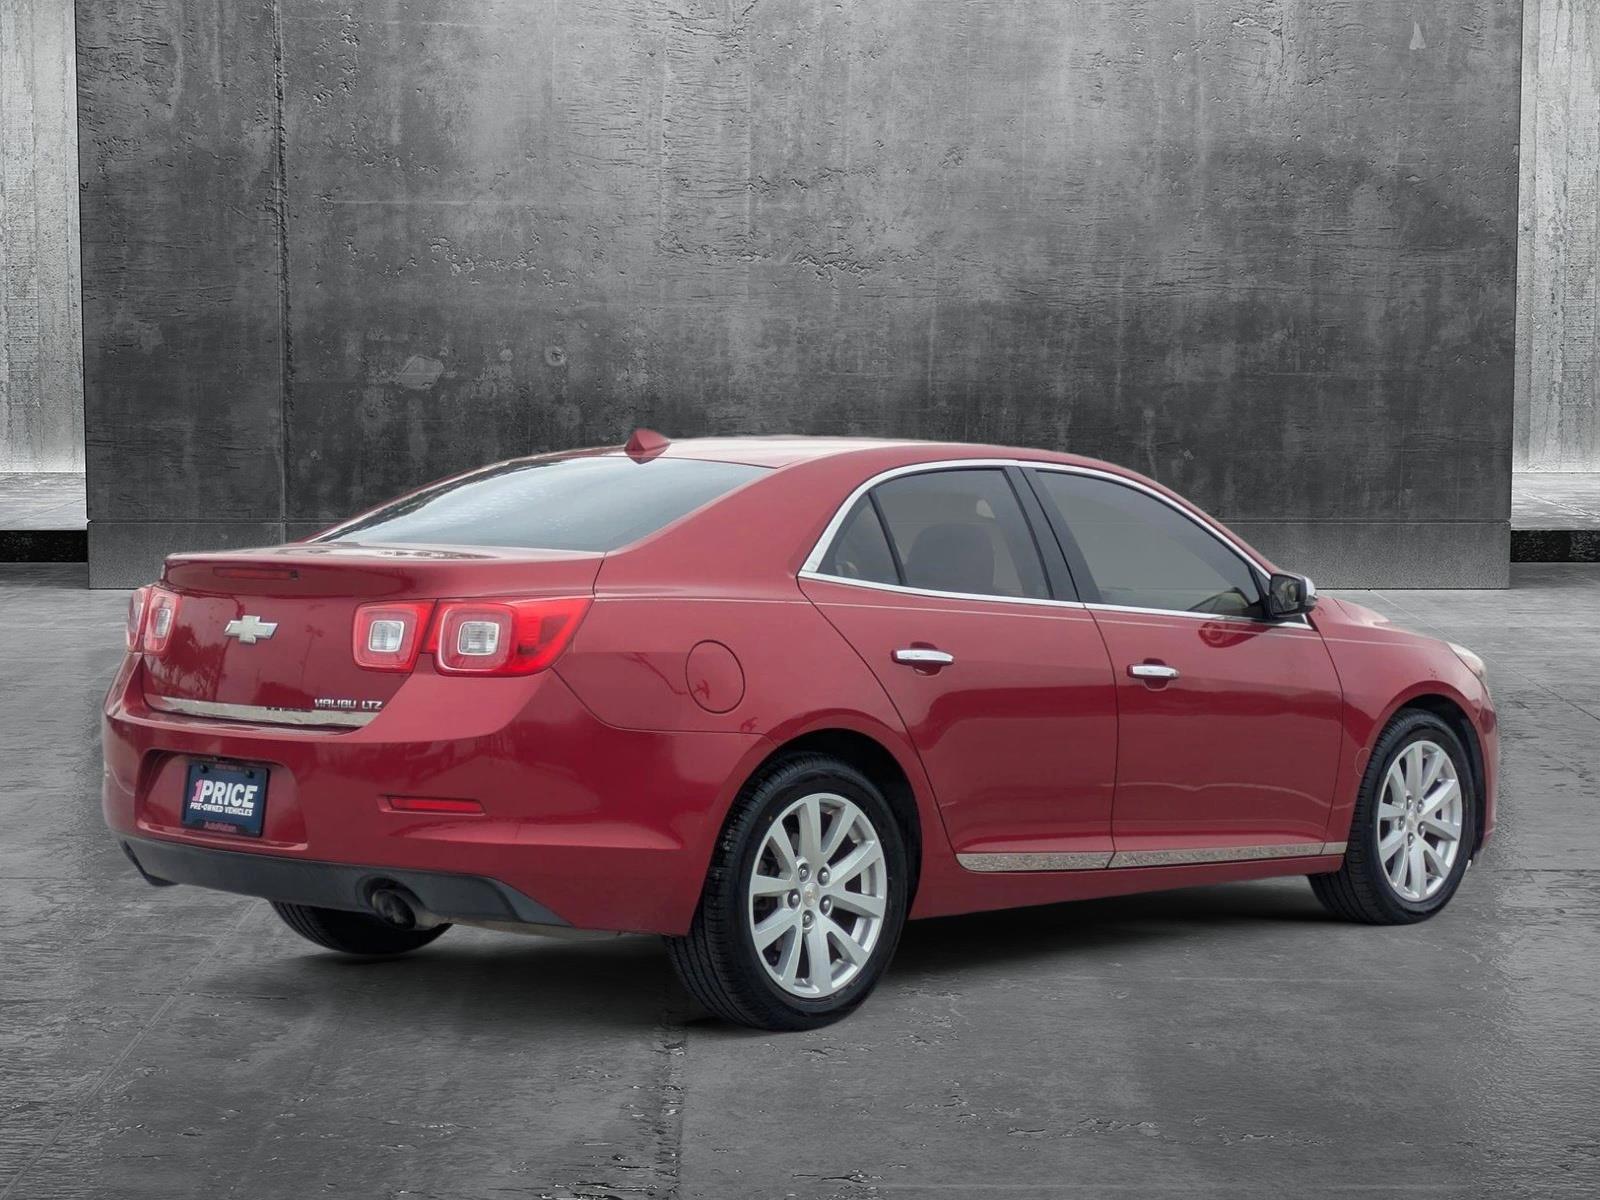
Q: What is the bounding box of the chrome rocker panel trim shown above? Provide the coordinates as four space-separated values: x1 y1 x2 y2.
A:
958 841 1348 872
958 851 1115 871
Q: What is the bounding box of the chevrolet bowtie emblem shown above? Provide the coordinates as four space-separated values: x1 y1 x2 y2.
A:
223 614 278 644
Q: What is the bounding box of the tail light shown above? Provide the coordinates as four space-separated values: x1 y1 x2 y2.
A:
143 587 180 655
428 596 591 676
126 586 151 650
353 601 435 671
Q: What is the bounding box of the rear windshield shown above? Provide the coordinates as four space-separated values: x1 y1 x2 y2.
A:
324 455 767 552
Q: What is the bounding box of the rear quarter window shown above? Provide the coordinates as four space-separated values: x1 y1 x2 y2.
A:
325 456 767 552
817 498 899 585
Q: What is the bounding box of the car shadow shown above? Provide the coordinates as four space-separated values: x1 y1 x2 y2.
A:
205 878 1335 1033
891 876 1335 978
216 925 681 1033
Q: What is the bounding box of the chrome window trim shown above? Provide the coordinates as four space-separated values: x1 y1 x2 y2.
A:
146 694 376 729
801 458 1030 576
957 841 1346 873
1024 462 1270 582
797 570 1088 611
1085 601 1312 631
800 457 1310 627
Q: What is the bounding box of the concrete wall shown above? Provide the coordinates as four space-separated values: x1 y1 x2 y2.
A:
1 0 83 472
78 0 1522 588
1516 0 1599 473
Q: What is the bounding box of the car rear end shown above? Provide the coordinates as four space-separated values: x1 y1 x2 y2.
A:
103 451 774 935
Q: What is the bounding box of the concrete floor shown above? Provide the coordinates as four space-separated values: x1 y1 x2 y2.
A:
2 563 1597 1199
0 474 87 530
1513 472 1600 530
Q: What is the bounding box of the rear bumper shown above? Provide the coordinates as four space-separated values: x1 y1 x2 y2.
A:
103 655 768 935
121 836 567 925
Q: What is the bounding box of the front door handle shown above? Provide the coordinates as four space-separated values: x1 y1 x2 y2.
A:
1128 662 1179 680
894 648 955 667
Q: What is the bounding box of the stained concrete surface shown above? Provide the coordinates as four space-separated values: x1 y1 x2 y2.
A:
1516 0 1600 474
76 0 1521 588
0 0 83 473
1 561 1597 1197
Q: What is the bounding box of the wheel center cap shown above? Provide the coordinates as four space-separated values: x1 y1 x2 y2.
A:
802 883 818 907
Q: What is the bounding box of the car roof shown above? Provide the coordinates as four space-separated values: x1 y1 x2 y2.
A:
605 433 1115 472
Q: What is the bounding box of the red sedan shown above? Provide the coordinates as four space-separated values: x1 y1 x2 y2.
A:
105 433 1497 1030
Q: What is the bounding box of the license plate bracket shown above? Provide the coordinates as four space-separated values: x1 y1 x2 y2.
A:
181 760 269 838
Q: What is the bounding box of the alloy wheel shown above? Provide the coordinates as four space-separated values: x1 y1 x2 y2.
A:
747 792 889 998
1376 739 1463 902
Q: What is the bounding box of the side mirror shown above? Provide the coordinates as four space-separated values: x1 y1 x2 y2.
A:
1265 572 1318 619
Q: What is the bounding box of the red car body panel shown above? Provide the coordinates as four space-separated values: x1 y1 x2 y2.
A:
1092 606 1345 852
103 437 1498 935
799 575 1120 861
1311 596 1498 849
105 653 765 934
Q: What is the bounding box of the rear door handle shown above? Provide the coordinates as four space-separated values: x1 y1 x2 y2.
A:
1128 663 1179 680
894 648 955 667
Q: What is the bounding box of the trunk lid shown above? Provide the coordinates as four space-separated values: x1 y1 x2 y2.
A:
143 543 603 712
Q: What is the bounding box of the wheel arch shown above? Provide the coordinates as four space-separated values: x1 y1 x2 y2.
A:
1389 691 1489 858
730 725 930 906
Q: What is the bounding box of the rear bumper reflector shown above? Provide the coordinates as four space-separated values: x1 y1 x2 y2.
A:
145 694 377 729
384 795 485 815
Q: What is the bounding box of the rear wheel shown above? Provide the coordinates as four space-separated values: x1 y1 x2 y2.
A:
1309 709 1478 924
270 901 450 956
666 753 909 1030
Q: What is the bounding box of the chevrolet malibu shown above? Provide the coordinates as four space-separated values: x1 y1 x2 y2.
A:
105 432 1496 1030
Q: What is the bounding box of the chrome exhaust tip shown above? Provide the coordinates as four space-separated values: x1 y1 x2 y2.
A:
368 885 416 928
365 881 449 930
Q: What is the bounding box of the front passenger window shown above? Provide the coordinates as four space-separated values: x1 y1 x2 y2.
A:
1032 471 1264 617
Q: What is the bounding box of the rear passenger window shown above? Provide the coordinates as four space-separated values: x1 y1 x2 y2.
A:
817 498 899 586
870 469 1048 599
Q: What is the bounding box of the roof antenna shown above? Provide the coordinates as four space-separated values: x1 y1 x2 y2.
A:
625 428 671 461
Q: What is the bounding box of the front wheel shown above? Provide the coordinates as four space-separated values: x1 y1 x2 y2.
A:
1309 709 1478 924
666 753 909 1031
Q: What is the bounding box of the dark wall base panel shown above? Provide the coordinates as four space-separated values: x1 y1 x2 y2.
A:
0 530 89 563
285 520 333 543
1512 529 1600 563
1228 521 1510 589
88 521 287 589
85 517 1510 589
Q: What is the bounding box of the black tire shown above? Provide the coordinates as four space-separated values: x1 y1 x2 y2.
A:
270 901 450 956
665 753 910 1031
1309 709 1479 924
